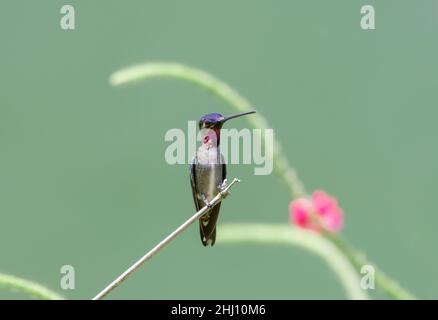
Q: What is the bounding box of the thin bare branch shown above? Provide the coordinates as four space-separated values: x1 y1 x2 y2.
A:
92 178 241 300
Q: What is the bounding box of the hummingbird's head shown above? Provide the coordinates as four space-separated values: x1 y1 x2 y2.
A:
198 110 257 130
199 113 225 130
198 110 256 146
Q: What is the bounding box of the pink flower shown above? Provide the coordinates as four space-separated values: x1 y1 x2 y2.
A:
289 190 344 233
289 198 318 231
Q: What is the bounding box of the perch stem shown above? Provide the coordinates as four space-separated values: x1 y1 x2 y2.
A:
92 178 241 300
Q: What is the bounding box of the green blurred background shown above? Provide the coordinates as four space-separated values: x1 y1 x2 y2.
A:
1 1 437 299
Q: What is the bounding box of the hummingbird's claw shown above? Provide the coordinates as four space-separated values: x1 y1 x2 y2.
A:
219 179 228 191
218 180 231 198
201 194 212 209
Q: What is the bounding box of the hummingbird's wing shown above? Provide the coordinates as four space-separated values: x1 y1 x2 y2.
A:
199 160 226 246
189 156 201 212
189 156 226 246
200 160 226 246
189 156 214 245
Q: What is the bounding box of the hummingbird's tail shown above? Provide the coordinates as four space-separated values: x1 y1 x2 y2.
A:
199 223 216 246
199 203 220 246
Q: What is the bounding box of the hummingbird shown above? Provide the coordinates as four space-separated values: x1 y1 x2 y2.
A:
189 110 256 246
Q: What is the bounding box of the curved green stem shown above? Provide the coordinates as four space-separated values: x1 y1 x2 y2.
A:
0 273 63 300
325 233 416 300
110 62 417 299
218 224 369 300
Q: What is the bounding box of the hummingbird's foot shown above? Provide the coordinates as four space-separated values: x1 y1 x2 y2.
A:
219 179 228 191
218 179 230 198
201 194 212 209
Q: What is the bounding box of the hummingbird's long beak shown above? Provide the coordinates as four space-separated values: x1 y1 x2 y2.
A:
221 110 256 123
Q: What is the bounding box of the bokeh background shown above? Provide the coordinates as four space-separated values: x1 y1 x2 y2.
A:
1 0 437 299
